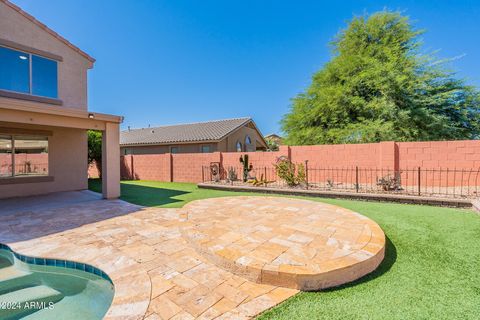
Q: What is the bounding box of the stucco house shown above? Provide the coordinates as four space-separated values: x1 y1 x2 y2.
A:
0 0 121 199
264 133 283 145
120 118 268 155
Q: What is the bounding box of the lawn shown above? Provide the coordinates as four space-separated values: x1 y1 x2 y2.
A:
89 179 480 319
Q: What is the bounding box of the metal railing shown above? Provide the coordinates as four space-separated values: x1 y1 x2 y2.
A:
0 163 48 177
202 164 480 199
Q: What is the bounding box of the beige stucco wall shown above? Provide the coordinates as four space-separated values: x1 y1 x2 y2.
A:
0 122 87 199
121 143 218 155
0 2 122 199
0 1 91 110
219 125 266 152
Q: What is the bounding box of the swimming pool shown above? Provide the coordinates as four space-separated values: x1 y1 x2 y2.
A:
0 244 114 320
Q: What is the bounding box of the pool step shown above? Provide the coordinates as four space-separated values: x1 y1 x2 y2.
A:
0 266 35 296
0 265 31 282
0 285 64 319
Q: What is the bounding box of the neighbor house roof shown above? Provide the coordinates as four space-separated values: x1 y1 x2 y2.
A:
2 0 95 63
121 117 266 146
265 133 282 139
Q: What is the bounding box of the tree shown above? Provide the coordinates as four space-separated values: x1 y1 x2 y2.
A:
88 130 102 178
266 138 279 151
282 11 480 145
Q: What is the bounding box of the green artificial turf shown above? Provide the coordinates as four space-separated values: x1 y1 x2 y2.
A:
89 179 480 319
88 179 253 208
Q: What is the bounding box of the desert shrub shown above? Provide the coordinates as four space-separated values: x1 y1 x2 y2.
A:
274 158 306 187
227 167 238 182
377 174 401 191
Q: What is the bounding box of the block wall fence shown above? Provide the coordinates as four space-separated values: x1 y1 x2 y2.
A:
1 153 48 176
87 140 480 184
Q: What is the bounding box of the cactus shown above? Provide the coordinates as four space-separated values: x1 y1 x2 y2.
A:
248 174 275 187
239 154 253 182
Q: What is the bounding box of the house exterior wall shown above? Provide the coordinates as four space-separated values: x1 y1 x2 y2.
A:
120 124 266 155
121 142 219 155
0 123 87 199
0 2 121 199
0 1 91 110
218 125 266 152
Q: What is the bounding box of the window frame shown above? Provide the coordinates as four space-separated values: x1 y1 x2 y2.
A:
236 141 243 152
200 145 211 153
0 134 49 179
0 44 60 101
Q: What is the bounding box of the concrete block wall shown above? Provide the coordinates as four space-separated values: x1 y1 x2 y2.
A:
171 152 221 182
397 140 480 169
86 140 480 185
1 153 48 176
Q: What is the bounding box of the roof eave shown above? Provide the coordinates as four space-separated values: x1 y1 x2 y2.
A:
120 139 220 147
3 0 96 63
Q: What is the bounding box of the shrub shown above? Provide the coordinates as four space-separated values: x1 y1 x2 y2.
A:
274 158 306 187
377 174 401 191
227 167 238 182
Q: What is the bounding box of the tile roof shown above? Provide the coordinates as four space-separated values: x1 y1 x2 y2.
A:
2 0 95 63
120 118 253 146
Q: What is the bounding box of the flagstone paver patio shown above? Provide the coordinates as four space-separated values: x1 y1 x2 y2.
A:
180 197 385 291
0 192 384 319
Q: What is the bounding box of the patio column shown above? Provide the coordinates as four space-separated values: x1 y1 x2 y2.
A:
102 122 120 199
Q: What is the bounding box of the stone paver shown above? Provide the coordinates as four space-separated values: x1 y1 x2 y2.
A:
0 193 384 319
0 193 298 319
180 196 385 291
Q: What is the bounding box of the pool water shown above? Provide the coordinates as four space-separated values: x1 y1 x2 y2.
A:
0 248 114 320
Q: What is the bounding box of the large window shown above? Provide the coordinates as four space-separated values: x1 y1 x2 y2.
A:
0 46 58 98
0 135 48 178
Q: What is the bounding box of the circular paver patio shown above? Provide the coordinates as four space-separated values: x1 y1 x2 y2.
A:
180 196 385 291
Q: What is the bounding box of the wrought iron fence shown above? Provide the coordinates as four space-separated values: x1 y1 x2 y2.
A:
0 163 48 177
202 164 480 199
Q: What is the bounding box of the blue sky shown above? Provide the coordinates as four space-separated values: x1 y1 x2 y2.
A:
13 0 480 135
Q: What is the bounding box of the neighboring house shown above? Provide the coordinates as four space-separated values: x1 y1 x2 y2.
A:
0 0 121 199
121 118 268 155
265 133 283 145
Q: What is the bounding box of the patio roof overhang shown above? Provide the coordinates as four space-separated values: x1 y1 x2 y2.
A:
0 97 122 130
0 96 122 199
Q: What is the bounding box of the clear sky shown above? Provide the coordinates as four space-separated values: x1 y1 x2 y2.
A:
12 0 480 135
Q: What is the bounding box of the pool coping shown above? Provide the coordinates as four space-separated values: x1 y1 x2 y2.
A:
0 243 113 284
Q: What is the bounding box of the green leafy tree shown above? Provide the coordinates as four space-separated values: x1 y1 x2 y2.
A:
88 130 102 178
266 138 280 151
282 11 480 144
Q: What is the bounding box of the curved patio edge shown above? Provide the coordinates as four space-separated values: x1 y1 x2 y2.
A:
180 196 386 291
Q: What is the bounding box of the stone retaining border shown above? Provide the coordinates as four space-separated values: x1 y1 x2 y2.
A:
198 183 474 208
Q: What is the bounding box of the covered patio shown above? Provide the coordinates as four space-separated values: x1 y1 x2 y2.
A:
0 101 121 199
